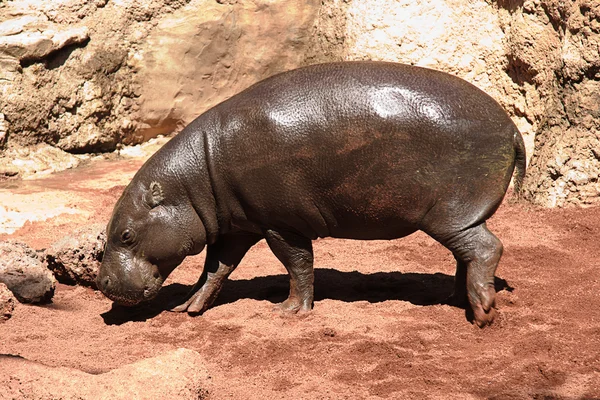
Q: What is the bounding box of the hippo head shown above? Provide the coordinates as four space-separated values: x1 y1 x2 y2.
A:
97 179 206 306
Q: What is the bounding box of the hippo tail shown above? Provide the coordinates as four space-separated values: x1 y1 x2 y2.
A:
512 129 527 196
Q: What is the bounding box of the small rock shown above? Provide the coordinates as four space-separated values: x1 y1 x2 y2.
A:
0 163 19 177
0 241 55 303
0 15 42 37
45 223 106 288
322 327 336 337
0 282 16 321
4 144 82 178
0 26 89 63
565 169 589 186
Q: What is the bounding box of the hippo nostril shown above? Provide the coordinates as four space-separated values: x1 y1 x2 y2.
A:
99 275 111 291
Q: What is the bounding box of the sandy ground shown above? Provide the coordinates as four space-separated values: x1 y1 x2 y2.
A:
1 159 600 399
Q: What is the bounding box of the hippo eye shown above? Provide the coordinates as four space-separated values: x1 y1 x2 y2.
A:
120 229 135 244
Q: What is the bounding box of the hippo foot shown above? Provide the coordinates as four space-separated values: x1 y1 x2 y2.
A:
272 297 312 314
170 288 214 314
472 303 497 328
469 284 497 328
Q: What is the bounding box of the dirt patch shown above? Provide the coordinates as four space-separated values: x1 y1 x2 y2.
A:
1 162 599 398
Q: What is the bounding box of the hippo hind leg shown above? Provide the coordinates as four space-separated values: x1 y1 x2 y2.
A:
430 222 503 327
264 229 314 313
445 256 468 308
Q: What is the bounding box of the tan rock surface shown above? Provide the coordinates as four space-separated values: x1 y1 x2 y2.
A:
511 0 600 206
134 0 320 141
0 0 191 156
0 348 211 400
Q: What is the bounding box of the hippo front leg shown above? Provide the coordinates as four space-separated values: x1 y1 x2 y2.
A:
264 229 314 313
171 234 261 314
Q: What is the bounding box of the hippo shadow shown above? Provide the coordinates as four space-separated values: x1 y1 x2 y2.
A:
101 283 191 325
217 269 512 311
101 269 512 325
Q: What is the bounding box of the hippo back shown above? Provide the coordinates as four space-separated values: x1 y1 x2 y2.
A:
188 62 518 240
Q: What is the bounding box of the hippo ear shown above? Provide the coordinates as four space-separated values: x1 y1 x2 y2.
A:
146 181 164 208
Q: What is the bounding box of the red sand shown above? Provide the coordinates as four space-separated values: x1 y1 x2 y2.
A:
1 165 600 399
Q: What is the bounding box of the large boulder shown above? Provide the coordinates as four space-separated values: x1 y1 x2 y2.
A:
0 348 211 400
0 241 55 303
45 223 106 288
133 0 321 141
0 0 320 166
0 0 190 155
0 20 89 63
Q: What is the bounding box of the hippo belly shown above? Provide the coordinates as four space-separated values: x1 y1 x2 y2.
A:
211 77 516 242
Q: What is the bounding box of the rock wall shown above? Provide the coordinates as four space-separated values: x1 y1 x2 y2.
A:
503 0 600 207
311 0 600 206
0 0 188 154
0 0 320 152
1 0 599 206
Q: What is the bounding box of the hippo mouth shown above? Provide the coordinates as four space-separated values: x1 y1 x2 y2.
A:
110 295 145 307
142 276 164 301
100 272 165 307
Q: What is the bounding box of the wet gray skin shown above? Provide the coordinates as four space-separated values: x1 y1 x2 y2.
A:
97 61 526 327
98 179 205 305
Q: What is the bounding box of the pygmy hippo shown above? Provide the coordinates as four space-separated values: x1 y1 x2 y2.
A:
97 62 526 327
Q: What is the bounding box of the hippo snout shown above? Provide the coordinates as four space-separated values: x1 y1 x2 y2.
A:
96 271 141 306
96 259 164 306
